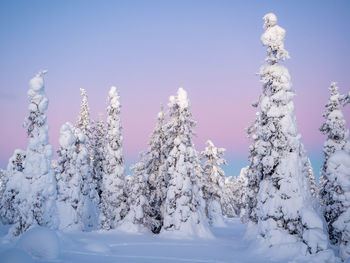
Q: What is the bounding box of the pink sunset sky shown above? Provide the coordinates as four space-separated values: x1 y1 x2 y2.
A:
0 1 349 177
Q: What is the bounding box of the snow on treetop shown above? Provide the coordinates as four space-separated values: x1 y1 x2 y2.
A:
108 86 120 108
263 13 277 29
80 88 87 96
169 88 189 109
261 13 289 62
29 70 47 92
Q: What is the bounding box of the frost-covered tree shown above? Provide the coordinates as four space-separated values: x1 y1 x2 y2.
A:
0 149 26 227
130 106 167 234
160 88 211 238
255 14 330 254
99 87 128 230
319 83 350 246
244 111 264 223
200 140 231 224
121 161 152 232
56 122 99 231
77 88 93 142
91 116 106 198
234 167 248 221
0 169 5 200
325 151 350 261
0 72 58 235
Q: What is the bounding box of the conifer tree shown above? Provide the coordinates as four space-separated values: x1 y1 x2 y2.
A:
255 14 329 254
56 122 99 231
0 72 58 235
200 140 232 224
326 150 350 261
319 83 350 246
92 116 106 198
160 88 211 238
99 87 128 230
0 169 5 200
77 88 93 142
132 106 167 234
0 149 26 227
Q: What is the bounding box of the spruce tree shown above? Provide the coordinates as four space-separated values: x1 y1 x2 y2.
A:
99 87 128 230
56 122 99 231
92 116 106 198
160 88 211 238
319 83 350 246
326 150 350 261
0 149 26 227
132 106 167 234
0 72 58 235
255 14 329 254
200 140 232 224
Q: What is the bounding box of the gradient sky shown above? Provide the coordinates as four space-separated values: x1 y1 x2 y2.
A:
0 0 349 178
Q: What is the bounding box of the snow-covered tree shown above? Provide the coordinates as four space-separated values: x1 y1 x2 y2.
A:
121 161 152 232
0 169 5 200
244 110 263 223
77 88 93 142
306 158 316 197
255 14 330 254
91 116 106 198
0 149 26 227
56 122 99 231
0 72 58 235
325 150 350 261
160 88 211 238
234 167 249 221
131 106 167 234
319 83 350 246
99 87 128 230
200 140 231 224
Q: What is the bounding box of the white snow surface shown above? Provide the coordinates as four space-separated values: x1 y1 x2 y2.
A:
16 226 60 260
0 218 340 263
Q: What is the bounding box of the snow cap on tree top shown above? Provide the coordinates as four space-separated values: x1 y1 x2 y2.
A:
108 86 120 108
29 70 47 92
169 87 189 109
80 88 87 96
263 13 277 29
261 13 289 62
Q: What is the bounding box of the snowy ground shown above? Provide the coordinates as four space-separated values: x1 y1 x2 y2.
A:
0 219 336 263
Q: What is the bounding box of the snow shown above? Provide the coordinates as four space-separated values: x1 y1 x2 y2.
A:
0 218 341 263
16 226 60 260
0 248 34 263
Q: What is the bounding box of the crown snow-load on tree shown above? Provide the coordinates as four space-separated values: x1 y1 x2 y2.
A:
0 71 58 236
159 88 212 238
56 122 99 231
99 86 128 230
245 13 335 256
318 83 350 261
200 140 234 225
121 106 166 234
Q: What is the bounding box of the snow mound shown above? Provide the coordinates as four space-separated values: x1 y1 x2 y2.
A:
16 226 60 260
0 248 34 263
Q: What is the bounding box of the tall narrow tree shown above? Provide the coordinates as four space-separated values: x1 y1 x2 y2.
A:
92 115 106 198
99 87 128 230
160 88 211 238
200 140 231 224
255 14 329 254
56 122 99 231
0 72 58 235
319 83 350 246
